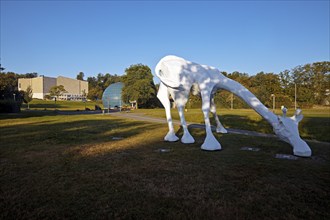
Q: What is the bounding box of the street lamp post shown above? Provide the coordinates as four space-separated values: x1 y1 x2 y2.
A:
13 93 16 101
271 94 275 112
83 98 86 110
294 83 297 110
108 97 110 113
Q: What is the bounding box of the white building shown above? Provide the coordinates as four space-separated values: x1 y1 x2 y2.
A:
18 76 88 100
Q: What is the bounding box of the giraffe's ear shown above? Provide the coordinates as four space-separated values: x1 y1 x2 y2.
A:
291 109 303 123
295 109 302 116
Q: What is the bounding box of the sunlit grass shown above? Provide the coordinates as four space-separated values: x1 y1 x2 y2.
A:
21 99 102 111
134 108 330 142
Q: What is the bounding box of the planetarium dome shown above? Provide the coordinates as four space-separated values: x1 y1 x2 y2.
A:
102 82 124 109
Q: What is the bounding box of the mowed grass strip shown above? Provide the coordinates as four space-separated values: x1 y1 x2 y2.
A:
135 108 330 142
21 99 102 111
0 112 329 219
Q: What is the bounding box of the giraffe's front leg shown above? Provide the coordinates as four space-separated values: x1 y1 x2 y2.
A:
157 83 179 142
201 90 221 151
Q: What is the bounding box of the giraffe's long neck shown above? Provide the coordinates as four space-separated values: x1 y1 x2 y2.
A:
216 76 278 126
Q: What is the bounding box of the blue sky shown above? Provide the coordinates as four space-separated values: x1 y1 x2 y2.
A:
1 0 329 82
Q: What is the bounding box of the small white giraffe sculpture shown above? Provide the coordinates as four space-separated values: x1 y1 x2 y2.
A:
155 55 312 157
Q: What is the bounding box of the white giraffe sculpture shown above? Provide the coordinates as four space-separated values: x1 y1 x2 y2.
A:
155 55 312 157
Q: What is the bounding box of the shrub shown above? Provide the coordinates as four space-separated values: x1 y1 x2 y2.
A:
0 100 21 113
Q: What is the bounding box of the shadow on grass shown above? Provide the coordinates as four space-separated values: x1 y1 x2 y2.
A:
299 116 330 142
0 116 159 152
1 113 330 219
0 110 107 120
0 110 58 120
217 114 271 132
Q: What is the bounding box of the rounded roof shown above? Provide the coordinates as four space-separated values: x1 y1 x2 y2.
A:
102 82 123 108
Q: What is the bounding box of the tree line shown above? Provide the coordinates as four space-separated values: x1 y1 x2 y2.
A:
215 61 330 109
0 61 329 110
85 61 329 109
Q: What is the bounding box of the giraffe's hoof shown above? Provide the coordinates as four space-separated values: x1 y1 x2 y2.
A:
181 133 195 144
164 131 179 142
216 127 228 134
201 135 222 151
201 144 222 151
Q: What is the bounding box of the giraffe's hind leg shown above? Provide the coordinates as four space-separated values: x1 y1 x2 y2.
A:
178 106 195 144
200 89 221 151
210 95 227 134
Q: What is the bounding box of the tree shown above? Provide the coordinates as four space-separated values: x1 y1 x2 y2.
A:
121 64 157 108
249 72 282 108
49 85 67 99
279 61 330 107
0 71 38 102
24 85 33 109
104 73 121 88
306 62 329 105
86 73 122 101
87 86 103 100
23 72 38 78
82 89 87 99
77 72 84 80
87 76 98 88
0 72 18 99
87 76 99 100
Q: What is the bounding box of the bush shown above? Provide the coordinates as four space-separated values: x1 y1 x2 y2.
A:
44 94 52 100
0 100 21 113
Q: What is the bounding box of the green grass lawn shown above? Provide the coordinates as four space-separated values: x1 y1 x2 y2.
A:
21 100 330 141
134 108 330 142
21 99 102 111
0 111 329 219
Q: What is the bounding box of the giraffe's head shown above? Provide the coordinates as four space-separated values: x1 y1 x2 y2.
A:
273 107 312 157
